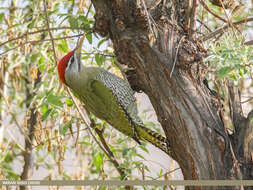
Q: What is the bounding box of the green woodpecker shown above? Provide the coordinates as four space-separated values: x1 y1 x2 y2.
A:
57 34 169 154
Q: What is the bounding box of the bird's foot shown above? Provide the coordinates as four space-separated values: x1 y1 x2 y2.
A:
114 60 135 73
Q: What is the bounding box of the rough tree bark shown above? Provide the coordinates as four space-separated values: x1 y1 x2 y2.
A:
90 0 253 189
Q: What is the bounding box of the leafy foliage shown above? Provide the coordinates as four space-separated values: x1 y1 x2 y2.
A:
206 35 253 81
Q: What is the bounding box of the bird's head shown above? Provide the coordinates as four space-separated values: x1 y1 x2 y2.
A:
57 34 86 84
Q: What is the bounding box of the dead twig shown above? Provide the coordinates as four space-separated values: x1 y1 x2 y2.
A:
189 0 198 40
85 2 92 18
0 34 84 56
197 18 212 32
0 27 85 47
218 0 239 39
90 119 128 178
199 17 253 42
43 0 58 64
200 0 227 22
140 0 155 38
170 36 185 77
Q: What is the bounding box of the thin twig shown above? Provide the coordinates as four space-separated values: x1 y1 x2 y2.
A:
0 27 85 47
154 167 181 180
189 0 198 40
199 17 253 42
229 141 243 180
170 36 185 77
43 0 58 63
85 2 92 18
200 0 227 22
141 0 155 37
6 129 25 151
91 119 128 178
241 97 253 104
245 40 253 46
197 19 212 32
0 89 32 145
218 0 238 39
0 34 84 56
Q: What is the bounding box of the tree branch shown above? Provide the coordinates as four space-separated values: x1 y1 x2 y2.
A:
0 34 84 56
189 0 198 40
20 66 41 190
0 27 86 48
199 17 253 42
43 0 58 63
200 0 227 22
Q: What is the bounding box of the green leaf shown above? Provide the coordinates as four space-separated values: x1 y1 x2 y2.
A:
36 145 43 150
99 186 106 190
0 13 4 24
58 39 69 53
31 53 39 63
159 169 163 176
42 104 48 114
95 54 102 66
78 141 92 145
68 16 78 28
59 120 72 135
122 148 131 156
120 173 128 180
97 39 107 48
218 66 234 78
27 19 36 29
65 99 73 106
86 33 92 44
4 152 13 162
228 73 237 81
37 156 45 163
7 170 19 180
47 94 63 107
94 153 103 170
136 153 145 160
42 108 52 121
78 15 89 24
139 145 149 154
62 172 72 180
38 63 46 73
38 57 45 72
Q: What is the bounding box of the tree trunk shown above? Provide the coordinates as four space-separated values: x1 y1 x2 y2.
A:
90 0 253 189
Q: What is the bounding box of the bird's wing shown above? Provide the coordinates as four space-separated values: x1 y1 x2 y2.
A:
93 70 143 126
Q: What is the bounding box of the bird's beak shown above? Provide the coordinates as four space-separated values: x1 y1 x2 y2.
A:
76 33 87 54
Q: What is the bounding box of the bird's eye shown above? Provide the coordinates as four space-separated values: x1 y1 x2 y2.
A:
66 56 75 71
70 56 74 64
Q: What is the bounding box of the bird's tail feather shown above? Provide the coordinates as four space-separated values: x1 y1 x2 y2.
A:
137 125 171 155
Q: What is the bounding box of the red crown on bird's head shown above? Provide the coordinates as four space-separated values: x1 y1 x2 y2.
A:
57 51 74 84
57 33 87 85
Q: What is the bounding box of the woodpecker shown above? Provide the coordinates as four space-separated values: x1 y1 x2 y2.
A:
57 34 170 155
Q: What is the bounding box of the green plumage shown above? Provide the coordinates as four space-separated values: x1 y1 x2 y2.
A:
65 65 169 155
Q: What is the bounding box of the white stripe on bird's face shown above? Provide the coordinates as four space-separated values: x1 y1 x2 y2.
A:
66 51 81 73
